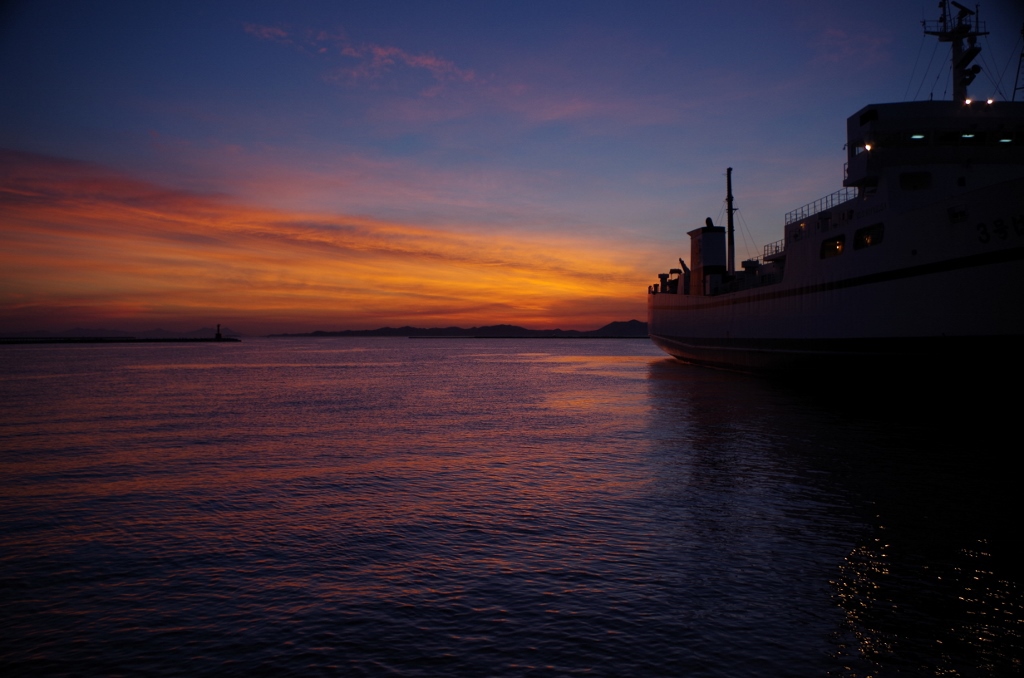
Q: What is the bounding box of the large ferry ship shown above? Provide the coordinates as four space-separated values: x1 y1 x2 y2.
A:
647 1 1024 373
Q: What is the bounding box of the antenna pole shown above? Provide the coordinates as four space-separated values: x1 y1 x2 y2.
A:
726 167 735 275
1014 22 1024 101
924 0 988 101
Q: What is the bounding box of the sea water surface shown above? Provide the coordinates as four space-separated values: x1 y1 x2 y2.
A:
1 337 1020 676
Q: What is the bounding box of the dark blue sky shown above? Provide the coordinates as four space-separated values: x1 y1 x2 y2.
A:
2 0 1022 332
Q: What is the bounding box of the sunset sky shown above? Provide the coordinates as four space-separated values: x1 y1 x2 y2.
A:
2 0 1022 334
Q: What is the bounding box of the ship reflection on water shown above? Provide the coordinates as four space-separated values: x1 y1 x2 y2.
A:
645 359 1023 676
834 535 1024 675
0 339 1020 676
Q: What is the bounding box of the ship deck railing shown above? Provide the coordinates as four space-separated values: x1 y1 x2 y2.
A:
785 187 858 225
923 18 986 36
763 239 785 259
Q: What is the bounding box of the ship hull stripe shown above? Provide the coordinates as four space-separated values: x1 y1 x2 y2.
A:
648 333 1024 373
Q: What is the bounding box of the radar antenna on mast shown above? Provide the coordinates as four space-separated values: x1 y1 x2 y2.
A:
923 0 989 101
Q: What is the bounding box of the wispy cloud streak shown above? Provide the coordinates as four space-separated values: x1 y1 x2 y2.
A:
245 23 476 86
242 21 684 127
1 150 647 333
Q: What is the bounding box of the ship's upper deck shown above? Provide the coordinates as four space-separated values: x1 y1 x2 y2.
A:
845 100 1024 187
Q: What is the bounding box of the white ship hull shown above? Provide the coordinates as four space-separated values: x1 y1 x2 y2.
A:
648 154 1024 373
648 4 1024 374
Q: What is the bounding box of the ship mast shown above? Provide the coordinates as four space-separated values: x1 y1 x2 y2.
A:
1014 21 1024 101
726 167 735 275
924 1 988 102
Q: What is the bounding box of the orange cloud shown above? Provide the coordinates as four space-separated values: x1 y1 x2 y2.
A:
0 150 650 334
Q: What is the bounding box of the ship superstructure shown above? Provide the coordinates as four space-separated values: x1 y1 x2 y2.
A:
647 2 1024 372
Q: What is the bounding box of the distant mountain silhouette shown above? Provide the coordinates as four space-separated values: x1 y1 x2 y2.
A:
271 320 648 338
2 326 242 339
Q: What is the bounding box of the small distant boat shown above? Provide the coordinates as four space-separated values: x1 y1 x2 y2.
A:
647 1 1024 373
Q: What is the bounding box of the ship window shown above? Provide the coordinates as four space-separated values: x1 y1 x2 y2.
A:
854 223 884 250
820 235 845 259
899 172 931 190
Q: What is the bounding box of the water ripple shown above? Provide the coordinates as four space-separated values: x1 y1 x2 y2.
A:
1 338 1020 676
